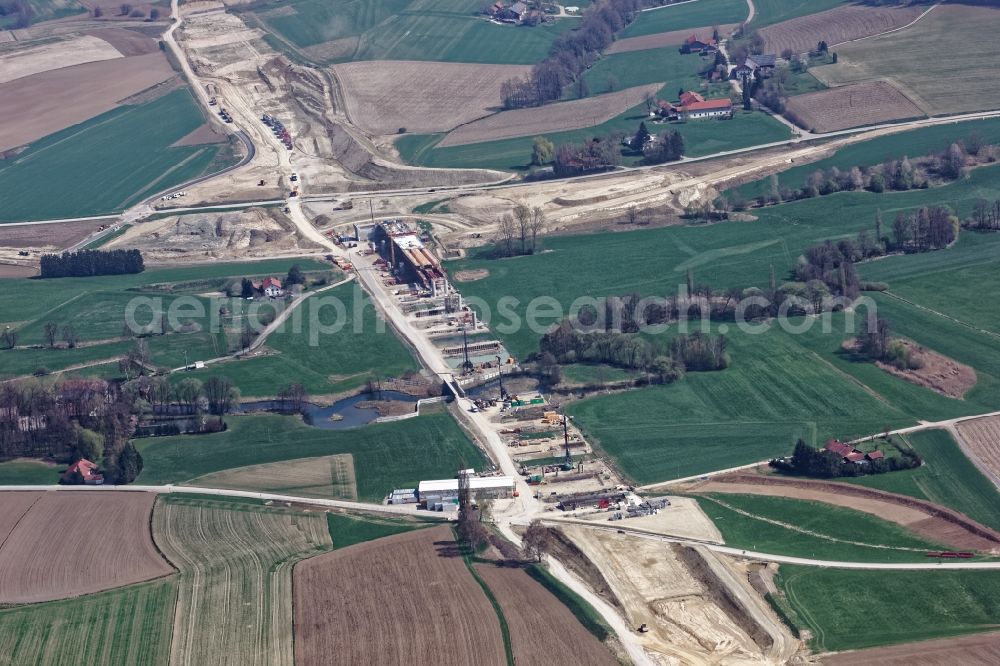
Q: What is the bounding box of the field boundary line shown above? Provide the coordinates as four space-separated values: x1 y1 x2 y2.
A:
697 494 933 553
949 422 1000 491
0 493 39 554
881 290 1000 340
826 1 942 52
542 520 1000 570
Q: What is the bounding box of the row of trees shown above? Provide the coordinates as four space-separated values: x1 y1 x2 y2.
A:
40 249 144 278
494 204 546 257
500 0 642 108
539 320 729 379
0 379 143 483
771 439 921 479
759 137 991 207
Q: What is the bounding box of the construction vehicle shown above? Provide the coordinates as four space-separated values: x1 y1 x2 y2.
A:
638 623 649 633
208 97 217 106
290 173 298 182
289 190 298 198
258 179 265 186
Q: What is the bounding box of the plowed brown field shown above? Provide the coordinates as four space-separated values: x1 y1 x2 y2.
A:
956 416 1000 488
475 564 618 666
438 83 662 147
0 53 175 152
332 60 531 135
784 81 924 133
824 629 1000 665
0 491 172 603
294 525 505 666
759 4 926 55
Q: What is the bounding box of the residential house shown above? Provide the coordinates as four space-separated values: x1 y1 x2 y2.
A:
731 63 754 81
746 53 777 77
680 98 733 120
62 459 104 485
261 276 284 297
657 99 679 120
824 440 886 465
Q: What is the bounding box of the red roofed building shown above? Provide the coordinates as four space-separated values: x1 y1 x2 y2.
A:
681 98 733 120
824 440 854 457
867 450 885 461
261 276 284 298
678 90 705 106
845 451 866 463
62 459 104 485
681 34 716 53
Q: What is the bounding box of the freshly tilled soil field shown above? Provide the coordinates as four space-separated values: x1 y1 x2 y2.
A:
438 83 663 147
474 564 619 666
331 60 532 135
784 81 924 133
0 491 172 604
956 416 1000 488
758 4 926 55
294 526 506 666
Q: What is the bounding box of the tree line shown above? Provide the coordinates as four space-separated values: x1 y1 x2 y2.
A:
0 378 143 484
753 135 995 208
500 0 642 108
965 197 1000 231
40 249 144 278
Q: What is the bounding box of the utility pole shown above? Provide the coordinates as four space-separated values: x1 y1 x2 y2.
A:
496 354 506 401
461 325 473 374
562 414 572 469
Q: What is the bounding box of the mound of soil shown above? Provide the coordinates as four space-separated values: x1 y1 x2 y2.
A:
453 268 489 282
843 337 976 399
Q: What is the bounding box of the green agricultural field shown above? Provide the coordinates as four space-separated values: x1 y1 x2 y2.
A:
452 163 1000 357
326 512 429 548
138 410 487 501
398 108 789 172
845 430 1000 532
774 566 1000 652
733 116 1000 200
0 460 62 484
696 494 948 562
810 4 1000 115
171 281 419 397
0 579 175 665
622 0 748 38
152 496 331 666
0 258 336 379
0 88 237 223
253 0 573 64
578 47 708 97
559 363 639 386
566 324 915 484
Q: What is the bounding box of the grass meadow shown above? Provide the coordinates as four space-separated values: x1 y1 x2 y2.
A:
168 281 419 397
254 0 573 64
449 162 1000 484
845 429 1000 532
0 258 341 379
774 566 1000 652
326 512 429 548
0 579 175 665
0 89 234 223
138 410 487 501
695 493 948 562
732 116 1000 200
622 0 748 38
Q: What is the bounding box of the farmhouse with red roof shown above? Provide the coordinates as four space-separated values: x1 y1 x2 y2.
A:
261 276 284 298
62 459 104 485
